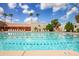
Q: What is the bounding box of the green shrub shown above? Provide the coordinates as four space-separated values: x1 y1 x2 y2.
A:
64 22 74 32
77 28 79 32
46 24 53 31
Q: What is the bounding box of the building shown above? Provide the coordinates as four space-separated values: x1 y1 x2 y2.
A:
0 19 48 32
31 22 47 32
25 19 48 32
0 21 31 31
74 23 79 32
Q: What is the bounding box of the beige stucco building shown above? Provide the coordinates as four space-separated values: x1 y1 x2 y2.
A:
26 20 48 32
0 19 48 32
74 23 79 32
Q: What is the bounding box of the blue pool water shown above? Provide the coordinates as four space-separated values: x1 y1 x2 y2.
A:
0 32 79 52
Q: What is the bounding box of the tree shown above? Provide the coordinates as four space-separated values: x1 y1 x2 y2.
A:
34 27 38 32
77 28 79 32
8 14 13 23
29 13 33 16
51 19 61 30
64 22 74 32
3 13 13 23
75 13 79 23
29 13 33 24
43 28 46 31
3 13 8 30
36 13 39 17
46 24 53 31
3 13 7 22
36 13 39 22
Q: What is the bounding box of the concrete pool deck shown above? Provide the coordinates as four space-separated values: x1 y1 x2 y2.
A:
0 50 79 56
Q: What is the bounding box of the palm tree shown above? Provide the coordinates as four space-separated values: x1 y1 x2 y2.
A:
72 4 79 23
29 13 33 24
75 13 79 23
8 14 13 23
34 27 38 32
64 22 74 32
3 13 7 22
36 13 39 22
77 28 79 32
3 13 8 31
43 28 46 31
51 19 61 31
46 24 53 31
36 13 40 31
29 13 33 16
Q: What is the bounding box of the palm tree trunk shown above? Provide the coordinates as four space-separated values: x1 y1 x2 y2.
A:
11 16 12 23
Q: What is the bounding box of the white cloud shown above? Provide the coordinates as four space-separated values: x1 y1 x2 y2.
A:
8 3 17 9
23 9 28 14
19 3 29 10
14 19 19 22
60 15 67 20
53 7 61 12
59 15 69 25
0 19 2 21
40 3 52 10
59 7 78 23
66 7 78 18
29 10 34 13
24 17 38 23
23 9 34 14
0 7 4 16
52 3 67 12
4 18 19 23
5 19 11 23
40 3 67 12
19 3 34 14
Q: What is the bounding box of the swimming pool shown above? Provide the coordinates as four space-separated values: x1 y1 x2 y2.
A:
0 32 79 52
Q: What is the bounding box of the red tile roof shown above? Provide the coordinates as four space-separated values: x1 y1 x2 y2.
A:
6 23 31 27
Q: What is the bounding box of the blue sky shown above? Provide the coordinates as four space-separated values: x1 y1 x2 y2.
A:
0 3 79 24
